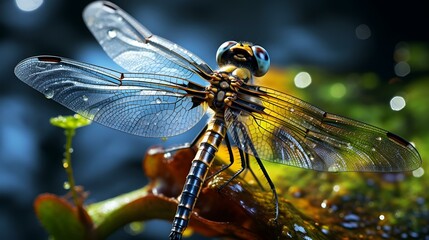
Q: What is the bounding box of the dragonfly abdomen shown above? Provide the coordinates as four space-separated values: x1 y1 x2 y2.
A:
170 114 227 240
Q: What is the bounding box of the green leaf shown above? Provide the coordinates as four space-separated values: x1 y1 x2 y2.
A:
35 194 93 240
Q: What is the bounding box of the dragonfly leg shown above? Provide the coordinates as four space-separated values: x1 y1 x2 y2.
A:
215 134 245 191
232 122 279 222
214 131 266 192
240 151 266 191
247 138 280 222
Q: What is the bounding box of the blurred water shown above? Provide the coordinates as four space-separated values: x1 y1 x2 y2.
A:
1 0 426 239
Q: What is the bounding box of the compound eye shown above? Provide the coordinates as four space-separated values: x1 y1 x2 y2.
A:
216 41 237 66
251 45 270 77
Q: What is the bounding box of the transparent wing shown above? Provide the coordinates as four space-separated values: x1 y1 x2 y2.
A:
15 56 208 138
225 84 421 172
83 1 213 83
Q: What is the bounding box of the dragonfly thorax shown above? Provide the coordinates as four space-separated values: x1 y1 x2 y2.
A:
207 66 249 110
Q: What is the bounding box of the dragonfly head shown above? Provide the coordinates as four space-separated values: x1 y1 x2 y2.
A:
216 41 270 77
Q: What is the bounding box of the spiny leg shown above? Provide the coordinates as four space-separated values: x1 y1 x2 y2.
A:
240 151 266 192
246 133 279 222
215 132 247 190
215 127 265 192
232 122 279 222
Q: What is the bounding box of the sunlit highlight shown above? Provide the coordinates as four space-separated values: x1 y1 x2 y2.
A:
333 185 340 192
16 0 43 12
390 96 406 111
125 222 145 236
412 167 424 178
321 199 328 208
294 72 312 88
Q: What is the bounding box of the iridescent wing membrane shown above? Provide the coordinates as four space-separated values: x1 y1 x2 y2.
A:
15 1 215 138
82 1 213 84
226 84 421 172
15 56 208 137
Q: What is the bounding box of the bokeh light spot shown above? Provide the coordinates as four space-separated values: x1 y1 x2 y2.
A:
355 24 371 40
390 96 406 111
294 72 312 88
330 83 346 98
15 0 43 12
394 42 410 62
412 167 424 178
394 61 410 77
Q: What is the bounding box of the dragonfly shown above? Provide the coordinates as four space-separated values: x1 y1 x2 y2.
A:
15 1 421 239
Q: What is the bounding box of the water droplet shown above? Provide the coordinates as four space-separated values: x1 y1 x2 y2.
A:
289 108 295 112
68 148 74 153
371 147 376 152
107 29 117 39
155 98 162 104
376 136 382 141
35 64 46 70
44 88 54 99
63 181 70 190
82 95 88 102
62 159 69 169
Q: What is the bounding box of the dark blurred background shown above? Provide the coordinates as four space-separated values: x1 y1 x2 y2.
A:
1 0 428 239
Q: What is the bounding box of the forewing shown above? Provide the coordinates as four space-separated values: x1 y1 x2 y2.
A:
226 84 421 172
15 56 208 138
83 1 213 83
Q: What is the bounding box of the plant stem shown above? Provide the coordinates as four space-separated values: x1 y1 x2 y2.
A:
64 128 79 207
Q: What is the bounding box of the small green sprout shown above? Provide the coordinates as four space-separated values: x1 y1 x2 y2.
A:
50 114 91 207
50 114 92 130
